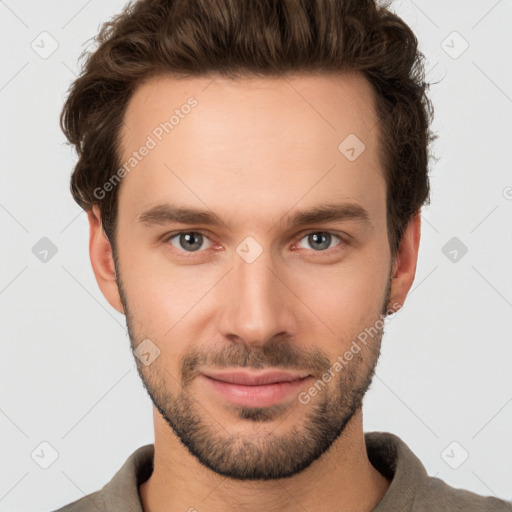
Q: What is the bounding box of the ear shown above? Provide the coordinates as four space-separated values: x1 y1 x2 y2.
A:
388 211 421 314
87 204 124 315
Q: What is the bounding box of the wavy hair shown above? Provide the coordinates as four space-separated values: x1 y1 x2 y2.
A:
60 0 437 258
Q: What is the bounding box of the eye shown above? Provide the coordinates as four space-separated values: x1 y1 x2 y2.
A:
296 231 344 252
166 232 212 252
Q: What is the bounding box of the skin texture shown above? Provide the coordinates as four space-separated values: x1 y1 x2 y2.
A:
87 71 421 512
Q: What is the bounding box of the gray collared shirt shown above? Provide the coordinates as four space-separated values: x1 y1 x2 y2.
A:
52 431 512 511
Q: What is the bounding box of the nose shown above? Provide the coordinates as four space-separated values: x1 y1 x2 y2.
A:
216 243 297 348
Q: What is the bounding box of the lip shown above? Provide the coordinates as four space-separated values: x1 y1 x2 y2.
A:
201 369 311 385
200 369 312 408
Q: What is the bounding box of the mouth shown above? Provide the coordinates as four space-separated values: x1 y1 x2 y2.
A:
200 369 313 408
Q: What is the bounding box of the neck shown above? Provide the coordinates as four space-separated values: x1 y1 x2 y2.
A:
139 408 390 512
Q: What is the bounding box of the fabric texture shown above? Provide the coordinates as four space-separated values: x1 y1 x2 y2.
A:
52 431 512 512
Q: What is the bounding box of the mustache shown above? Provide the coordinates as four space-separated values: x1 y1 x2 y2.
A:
179 337 332 386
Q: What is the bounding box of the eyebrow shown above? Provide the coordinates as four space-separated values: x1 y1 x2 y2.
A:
137 202 372 230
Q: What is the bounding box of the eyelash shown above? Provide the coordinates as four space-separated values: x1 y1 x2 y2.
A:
163 230 348 257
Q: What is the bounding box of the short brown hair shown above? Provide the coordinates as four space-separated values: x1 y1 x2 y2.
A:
60 0 436 259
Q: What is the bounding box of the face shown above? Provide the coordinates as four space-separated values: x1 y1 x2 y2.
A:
97 72 408 480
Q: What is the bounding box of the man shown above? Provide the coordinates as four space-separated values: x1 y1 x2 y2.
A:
55 0 511 510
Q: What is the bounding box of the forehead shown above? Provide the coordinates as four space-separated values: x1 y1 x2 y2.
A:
117 72 385 228
121 71 379 148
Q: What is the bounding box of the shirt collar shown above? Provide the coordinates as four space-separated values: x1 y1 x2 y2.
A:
365 431 428 511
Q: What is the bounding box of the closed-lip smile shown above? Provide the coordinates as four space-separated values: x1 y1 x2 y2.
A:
200 369 313 408
201 369 311 386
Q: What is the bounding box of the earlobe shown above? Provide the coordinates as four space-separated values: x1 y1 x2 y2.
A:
388 211 422 312
87 205 125 314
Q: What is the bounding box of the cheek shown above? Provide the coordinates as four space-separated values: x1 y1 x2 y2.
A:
119 255 220 371
291 256 389 345
118 236 206 322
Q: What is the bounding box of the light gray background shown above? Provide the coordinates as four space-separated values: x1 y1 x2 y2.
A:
1 0 511 510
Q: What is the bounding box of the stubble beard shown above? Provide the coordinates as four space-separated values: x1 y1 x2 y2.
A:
116 266 392 480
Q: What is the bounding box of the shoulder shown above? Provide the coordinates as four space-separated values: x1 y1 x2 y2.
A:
49 443 153 512
414 474 512 511
365 431 512 511
50 490 106 512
